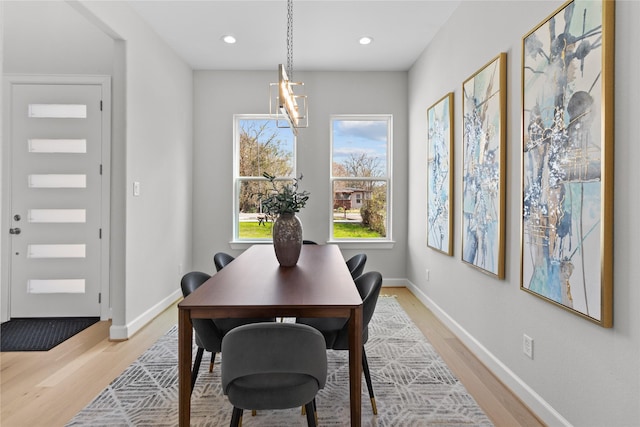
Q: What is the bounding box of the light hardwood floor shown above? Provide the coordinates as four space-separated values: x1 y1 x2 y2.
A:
0 287 545 427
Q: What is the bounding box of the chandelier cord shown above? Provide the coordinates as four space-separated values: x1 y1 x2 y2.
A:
286 0 294 79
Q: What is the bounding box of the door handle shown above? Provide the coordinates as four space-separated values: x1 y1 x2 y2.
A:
9 228 21 235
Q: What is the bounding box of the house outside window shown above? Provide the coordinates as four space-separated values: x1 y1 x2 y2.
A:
331 115 392 241
233 115 296 241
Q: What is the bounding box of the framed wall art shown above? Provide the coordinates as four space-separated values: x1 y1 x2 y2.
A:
461 53 507 278
427 92 454 255
521 0 614 327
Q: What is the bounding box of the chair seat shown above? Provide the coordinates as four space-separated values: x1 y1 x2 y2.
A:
226 373 321 410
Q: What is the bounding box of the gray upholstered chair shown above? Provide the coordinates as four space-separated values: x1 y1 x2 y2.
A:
214 252 235 272
221 322 328 427
297 271 382 414
345 253 367 280
180 271 274 392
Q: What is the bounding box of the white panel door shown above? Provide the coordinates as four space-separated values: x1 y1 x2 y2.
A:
9 83 103 317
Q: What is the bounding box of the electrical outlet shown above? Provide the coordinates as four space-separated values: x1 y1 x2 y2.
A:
523 334 534 359
425 269 430 281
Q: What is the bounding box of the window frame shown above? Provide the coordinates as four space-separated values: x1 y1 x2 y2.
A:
232 114 297 244
329 114 393 246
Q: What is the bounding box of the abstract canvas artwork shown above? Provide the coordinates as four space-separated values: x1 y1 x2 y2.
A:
521 0 614 327
461 53 506 278
427 93 454 255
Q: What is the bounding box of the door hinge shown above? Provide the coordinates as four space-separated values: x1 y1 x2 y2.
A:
98 293 102 303
99 228 102 239
100 100 103 111
100 164 103 175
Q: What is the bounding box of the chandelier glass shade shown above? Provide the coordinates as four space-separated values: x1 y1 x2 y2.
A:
269 0 308 133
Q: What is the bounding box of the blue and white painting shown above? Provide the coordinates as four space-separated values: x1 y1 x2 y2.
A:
427 93 453 255
521 0 612 324
462 54 506 278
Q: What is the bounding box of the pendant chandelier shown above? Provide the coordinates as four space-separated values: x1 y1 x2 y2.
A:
270 0 308 134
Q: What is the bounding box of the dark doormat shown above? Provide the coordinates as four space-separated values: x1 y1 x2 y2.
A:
0 317 100 352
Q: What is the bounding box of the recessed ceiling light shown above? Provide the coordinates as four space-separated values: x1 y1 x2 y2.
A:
221 35 237 44
359 36 373 45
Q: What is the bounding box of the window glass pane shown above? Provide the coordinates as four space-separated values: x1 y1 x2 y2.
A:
239 119 294 178
28 139 87 153
238 180 273 240
28 174 87 188
333 180 387 239
235 115 297 241
28 244 86 258
332 119 388 177
238 179 295 239
28 279 85 294
29 209 86 223
28 104 87 118
331 116 391 240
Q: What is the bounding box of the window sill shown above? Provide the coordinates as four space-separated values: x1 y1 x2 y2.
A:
327 240 395 250
230 240 395 250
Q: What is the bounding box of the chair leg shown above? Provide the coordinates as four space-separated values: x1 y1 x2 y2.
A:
209 352 217 372
313 398 319 425
304 401 316 427
191 347 204 393
230 407 243 427
362 347 378 415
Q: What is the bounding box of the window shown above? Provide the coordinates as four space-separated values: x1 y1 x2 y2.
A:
233 115 296 241
331 115 392 241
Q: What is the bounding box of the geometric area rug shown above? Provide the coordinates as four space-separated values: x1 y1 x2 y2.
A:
66 297 493 426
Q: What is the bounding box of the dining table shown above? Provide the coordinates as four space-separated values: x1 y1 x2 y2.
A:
178 243 364 426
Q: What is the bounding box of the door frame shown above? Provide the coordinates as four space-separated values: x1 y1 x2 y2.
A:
1 74 112 321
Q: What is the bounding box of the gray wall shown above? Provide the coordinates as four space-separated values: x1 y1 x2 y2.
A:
192 71 408 278
407 1 640 425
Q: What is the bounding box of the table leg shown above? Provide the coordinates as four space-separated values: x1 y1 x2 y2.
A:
178 308 193 427
348 305 363 426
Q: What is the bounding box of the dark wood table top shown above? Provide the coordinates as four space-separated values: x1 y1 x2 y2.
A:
179 244 362 316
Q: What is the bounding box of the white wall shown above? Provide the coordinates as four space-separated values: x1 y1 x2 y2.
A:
1 1 194 338
407 1 640 426
192 71 408 279
76 1 193 338
2 1 114 74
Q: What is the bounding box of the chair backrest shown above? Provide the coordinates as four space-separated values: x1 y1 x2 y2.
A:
181 271 211 298
356 271 383 328
221 323 327 393
346 253 367 279
329 271 382 349
180 271 223 351
214 252 235 272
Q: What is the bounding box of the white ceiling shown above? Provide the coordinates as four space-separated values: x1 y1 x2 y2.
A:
127 0 461 71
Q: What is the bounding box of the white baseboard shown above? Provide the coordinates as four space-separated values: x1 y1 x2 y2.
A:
381 277 407 287
109 289 181 340
405 280 571 427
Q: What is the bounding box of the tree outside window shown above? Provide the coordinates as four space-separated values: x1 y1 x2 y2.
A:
234 115 295 240
331 116 392 240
